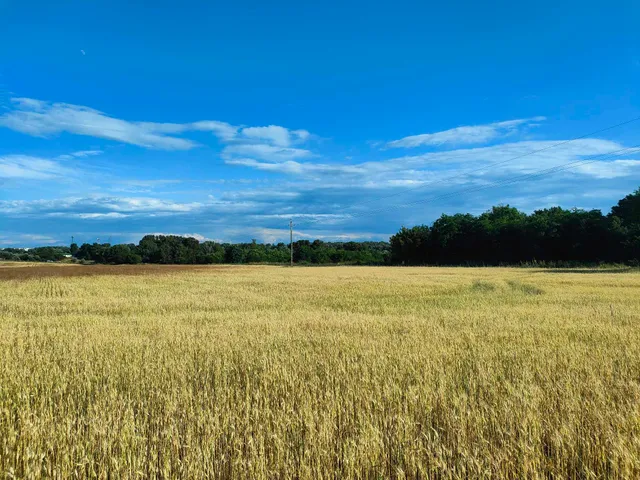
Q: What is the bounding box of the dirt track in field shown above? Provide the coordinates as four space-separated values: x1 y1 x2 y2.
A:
0 264 242 281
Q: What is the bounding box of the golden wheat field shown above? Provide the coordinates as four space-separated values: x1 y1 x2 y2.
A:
1 264 640 479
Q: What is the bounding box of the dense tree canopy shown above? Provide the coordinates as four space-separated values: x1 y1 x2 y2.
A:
390 188 640 265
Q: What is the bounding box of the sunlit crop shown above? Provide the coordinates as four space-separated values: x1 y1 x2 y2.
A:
1 264 639 478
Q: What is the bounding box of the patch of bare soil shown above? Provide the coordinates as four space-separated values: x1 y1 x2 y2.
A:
0 264 239 281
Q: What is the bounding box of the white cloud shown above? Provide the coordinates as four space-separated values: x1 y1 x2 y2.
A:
214 226 391 244
150 232 210 241
70 150 103 158
0 194 280 223
57 150 104 160
64 212 131 219
190 120 239 141
238 125 312 147
0 234 60 247
97 197 203 213
0 196 205 217
0 98 198 150
386 116 546 149
0 97 312 152
110 179 182 193
224 139 639 203
291 129 311 142
375 138 622 173
241 125 292 147
252 213 350 221
2 96 637 245
221 190 301 200
0 155 74 180
293 229 393 241
11 98 47 110
573 159 640 179
226 158 373 177
222 144 313 162
244 227 289 244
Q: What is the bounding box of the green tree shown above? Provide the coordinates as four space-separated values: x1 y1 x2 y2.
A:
611 188 640 227
389 225 430 265
105 244 141 264
610 188 640 260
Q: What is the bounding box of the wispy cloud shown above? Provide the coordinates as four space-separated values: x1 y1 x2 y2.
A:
227 139 629 182
1 196 205 217
0 155 75 180
222 144 314 163
240 125 310 147
219 226 388 244
2 96 638 248
190 121 239 141
149 232 212 241
0 234 60 246
0 98 199 150
64 212 131 219
57 150 104 160
0 193 285 224
0 97 312 152
573 159 640 179
386 116 546 149
109 179 183 193
252 213 350 222
70 149 103 158
225 158 366 175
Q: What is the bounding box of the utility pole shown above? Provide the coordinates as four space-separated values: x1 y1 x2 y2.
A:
71 235 74 245
289 219 294 267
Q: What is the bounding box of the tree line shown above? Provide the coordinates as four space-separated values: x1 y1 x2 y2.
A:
390 187 639 265
1 187 638 266
0 246 72 262
1 238 390 265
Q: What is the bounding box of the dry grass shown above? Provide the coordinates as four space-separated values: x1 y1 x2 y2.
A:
1 265 639 479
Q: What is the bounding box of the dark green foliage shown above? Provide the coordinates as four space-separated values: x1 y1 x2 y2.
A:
225 245 246 264
104 244 142 264
390 188 640 265
198 241 226 264
0 246 70 262
75 243 110 263
609 188 640 261
291 240 388 265
611 188 640 227
136 235 200 264
390 226 430 265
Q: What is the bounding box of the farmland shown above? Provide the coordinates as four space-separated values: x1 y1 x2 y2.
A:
1 264 640 478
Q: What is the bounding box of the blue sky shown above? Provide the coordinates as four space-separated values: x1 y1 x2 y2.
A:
1 0 639 246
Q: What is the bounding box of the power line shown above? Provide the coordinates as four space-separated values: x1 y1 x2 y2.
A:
295 144 640 228
342 145 640 221
11 115 640 231
294 116 640 228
